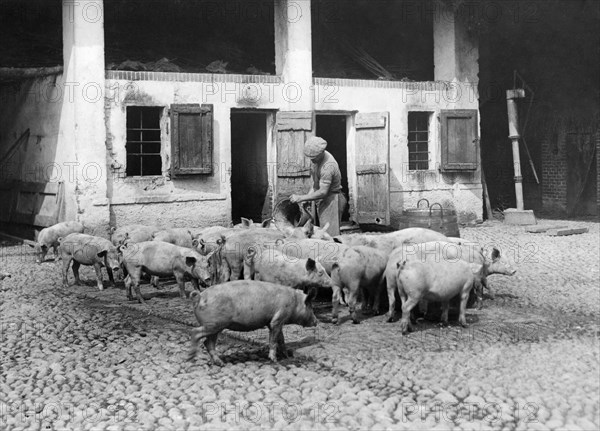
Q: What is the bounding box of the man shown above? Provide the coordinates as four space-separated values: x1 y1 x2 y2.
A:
290 136 347 237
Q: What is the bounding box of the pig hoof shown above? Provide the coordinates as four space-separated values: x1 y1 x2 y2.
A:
286 349 294 358
331 317 339 324
212 358 225 367
351 319 361 325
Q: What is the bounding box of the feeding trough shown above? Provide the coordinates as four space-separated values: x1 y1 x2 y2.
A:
403 199 460 238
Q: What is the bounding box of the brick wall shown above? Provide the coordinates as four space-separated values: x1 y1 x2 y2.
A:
541 127 568 213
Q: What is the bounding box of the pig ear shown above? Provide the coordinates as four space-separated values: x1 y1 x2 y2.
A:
305 258 317 271
117 244 127 254
109 227 116 235
333 237 342 244
185 256 197 267
241 218 252 228
261 219 272 228
491 248 500 260
192 238 200 248
97 250 108 258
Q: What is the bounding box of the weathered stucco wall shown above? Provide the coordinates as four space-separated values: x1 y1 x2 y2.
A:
105 75 482 228
105 75 293 228
314 79 483 225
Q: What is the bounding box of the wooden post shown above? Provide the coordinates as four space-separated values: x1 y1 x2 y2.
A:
506 89 526 211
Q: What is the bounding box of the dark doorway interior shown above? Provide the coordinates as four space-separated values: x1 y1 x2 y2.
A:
230 112 268 224
316 115 350 222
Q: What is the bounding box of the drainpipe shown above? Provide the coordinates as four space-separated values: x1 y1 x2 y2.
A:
506 89 526 211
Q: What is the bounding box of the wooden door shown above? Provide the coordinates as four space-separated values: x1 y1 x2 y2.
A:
275 111 314 202
355 112 390 225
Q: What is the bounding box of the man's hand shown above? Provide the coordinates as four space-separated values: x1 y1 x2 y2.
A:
290 194 302 204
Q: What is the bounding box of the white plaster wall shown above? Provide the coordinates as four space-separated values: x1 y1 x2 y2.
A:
105 78 293 228
314 81 483 224
105 78 482 228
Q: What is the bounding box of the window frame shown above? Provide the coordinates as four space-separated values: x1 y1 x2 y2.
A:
125 106 164 178
407 111 432 171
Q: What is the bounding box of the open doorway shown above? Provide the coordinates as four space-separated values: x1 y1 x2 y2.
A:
230 111 269 224
316 114 350 222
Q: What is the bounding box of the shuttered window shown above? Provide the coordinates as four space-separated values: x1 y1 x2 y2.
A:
440 109 479 171
170 104 213 177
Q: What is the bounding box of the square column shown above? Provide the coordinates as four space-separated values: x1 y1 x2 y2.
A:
274 0 313 112
62 0 108 234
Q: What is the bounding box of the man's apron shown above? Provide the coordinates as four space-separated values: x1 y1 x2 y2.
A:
315 192 347 237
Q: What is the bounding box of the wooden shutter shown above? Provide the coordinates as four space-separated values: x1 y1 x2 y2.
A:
440 109 479 171
170 104 213 176
276 111 314 200
355 112 390 225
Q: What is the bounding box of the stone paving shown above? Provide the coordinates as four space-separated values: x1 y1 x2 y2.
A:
1 218 599 430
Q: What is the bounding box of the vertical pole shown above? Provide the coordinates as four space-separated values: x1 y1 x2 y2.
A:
506 90 526 211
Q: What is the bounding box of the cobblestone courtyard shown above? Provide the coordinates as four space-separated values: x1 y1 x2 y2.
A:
1 219 599 430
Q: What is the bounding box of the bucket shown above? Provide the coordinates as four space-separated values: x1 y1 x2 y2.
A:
403 199 460 238
272 198 313 231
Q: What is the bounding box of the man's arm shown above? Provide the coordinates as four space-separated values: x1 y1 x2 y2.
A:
290 180 330 203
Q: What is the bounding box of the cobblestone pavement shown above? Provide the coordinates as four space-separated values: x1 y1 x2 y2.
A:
1 219 599 430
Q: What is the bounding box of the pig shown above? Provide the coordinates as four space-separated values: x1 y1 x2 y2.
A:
393 250 485 334
385 241 517 324
59 233 122 291
333 227 450 256
216 229 287 281
274 238 350 322
244 247 334 294
193 227 240 255
278 220 333 241
330 246 389 324
29 221 85 263
0 272 10 280
120 240 218 303
233 218 275 229
152 228 194 248
187 280 318 365
110 224 159 247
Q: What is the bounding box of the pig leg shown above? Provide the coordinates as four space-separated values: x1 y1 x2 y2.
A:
346 280 361 324
458 282 472 327
151 276 160 288
268 325 283 362
386 276 397 322
175 273 187 299
440 301 450 325
190 278 201 292
188 327 224 366
105 257 116 287
53 245 60 262
124 274 134 301
204 334 223 366
276 331 291 359
93 263 105 291
128 269 145 303
399 296 421 335
482 278 494 299
330 271 343 324
72 261 82 286
62 257 73 287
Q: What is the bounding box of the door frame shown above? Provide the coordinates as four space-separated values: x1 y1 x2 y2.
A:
315 110 357 223
229 109 277 223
